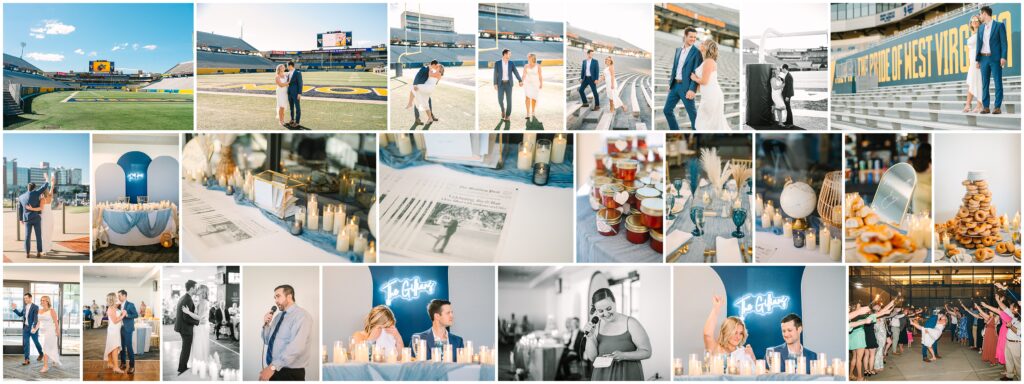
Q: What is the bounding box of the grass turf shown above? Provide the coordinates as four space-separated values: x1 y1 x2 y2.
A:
4 90 193 130
197 71 387 130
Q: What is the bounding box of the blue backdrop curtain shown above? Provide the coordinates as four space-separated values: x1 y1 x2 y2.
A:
712 266 805 359
117 151 152 203
370 266 450 346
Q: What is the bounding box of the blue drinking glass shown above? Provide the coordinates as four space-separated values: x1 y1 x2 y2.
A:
732 208 747 238
666 194 677 220
690 206 705 237
673 178 684 197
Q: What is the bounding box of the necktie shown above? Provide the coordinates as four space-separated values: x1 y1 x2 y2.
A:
266 311 287 366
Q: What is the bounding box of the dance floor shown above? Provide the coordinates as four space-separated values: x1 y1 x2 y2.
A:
161 327 241 381
867 336 1006 381
3 354 81 381
82 327 159 381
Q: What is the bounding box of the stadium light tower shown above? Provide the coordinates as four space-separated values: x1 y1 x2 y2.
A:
20 42 26 58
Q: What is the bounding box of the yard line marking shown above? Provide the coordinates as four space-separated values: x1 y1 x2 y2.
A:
61 91 79 103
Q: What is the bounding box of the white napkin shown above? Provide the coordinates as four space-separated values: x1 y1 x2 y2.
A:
667 231 693 251
716 237 742 263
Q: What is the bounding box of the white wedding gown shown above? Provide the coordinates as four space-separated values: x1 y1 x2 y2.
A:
414 75 438 115
104 309 123 358
275 74 289 110
966 32 984 101
189 300 211 367
693 63 731 130
523 64 540 100
40 201 53 253
37 309 61 366
603 68 624 108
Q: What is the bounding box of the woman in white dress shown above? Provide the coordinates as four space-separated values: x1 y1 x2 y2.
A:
181 285 211 367
770 68 786 124
601 57 626 114
104 293 126 374
965 15 985 113
703 295 756 364
274 64 289 126
522 53 543 120
351 305 404 355
406 65 443 124
689 39 732 130
39 172 55 255
36 296 62 373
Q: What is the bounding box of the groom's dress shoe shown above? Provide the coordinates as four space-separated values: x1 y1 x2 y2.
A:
993 108 1002 114
981 108 991 114
22 359 30 365
37 356 43 361
128 367 135 375
414 119 423 126
120 363 126 370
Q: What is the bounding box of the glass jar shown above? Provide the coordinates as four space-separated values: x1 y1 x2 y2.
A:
622 180 639 213
592 176 613 201
599 183 626 209
616 159 639 181
596 208 622 236
625 214 649 244
640 197 665 230
650 228 663 254
634 187 662 212
594 153 608 174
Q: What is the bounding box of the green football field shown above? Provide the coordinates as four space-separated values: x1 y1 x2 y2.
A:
3 90 193 130
197 71 387 130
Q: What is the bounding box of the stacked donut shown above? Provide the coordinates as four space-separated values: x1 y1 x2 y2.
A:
951 179 999 251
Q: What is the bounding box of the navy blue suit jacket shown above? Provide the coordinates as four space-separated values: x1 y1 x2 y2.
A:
287 70 303 96
669 45 704 92
412 328 465 361
13 303 39 332
17 182 49 223
493 60 522 85
977 20 1009 61
120 301 139 333
413 66 431 86
580 58 599 80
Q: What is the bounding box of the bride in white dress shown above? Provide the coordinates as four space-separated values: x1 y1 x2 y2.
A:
104 293 126 374
522 53 543 120
36 296 61 373
406 65 443 123
181 285 211 367
964 15 985 113
39 173 55 255
601 57 627 114
274 64 290 126
689 39 732 130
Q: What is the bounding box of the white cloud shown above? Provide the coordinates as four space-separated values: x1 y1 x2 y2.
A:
74 48 85 55
89 51 98 57
132 43 139 50
112 43 129 51
142 44 157 51
25 52 65 62
28 20 76 39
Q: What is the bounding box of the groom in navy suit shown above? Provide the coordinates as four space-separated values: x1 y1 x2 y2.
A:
11 293 43 365
578 49 600 111
286 61 304 128
412 60 440 126
118 290 139 374
412 299 465 361
17 179 49 258
494 49 523 121
977 6 1008 114
664 27 703 130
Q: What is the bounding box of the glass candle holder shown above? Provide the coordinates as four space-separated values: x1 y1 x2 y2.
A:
534 139 552 164
532 163 550 186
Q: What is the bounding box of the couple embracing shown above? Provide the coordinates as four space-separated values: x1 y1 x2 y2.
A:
664 27 731 130
274 61 304 128
17 172 56 259
102 290 140 375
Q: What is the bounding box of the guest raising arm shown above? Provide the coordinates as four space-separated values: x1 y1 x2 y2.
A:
702 295 755 362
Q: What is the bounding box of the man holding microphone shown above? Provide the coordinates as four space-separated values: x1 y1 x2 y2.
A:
260 285 313 381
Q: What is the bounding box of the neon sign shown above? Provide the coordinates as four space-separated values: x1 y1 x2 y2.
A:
734 291 790 319
379 277 437 306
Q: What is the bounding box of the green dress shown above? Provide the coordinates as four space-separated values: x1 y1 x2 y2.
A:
848 314 875 350
591 317 645 381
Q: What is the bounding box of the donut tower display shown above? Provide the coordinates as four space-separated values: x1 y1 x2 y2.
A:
937 172 1011 262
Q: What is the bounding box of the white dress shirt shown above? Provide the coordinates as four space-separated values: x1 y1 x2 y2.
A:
584 59 591 78
502 60 509 81
981 21 993 54
676 44 692 82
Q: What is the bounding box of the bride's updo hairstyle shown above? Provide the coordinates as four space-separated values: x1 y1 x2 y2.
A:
703 40 719 61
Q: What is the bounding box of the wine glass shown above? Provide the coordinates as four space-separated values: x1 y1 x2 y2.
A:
746 178 753 195
732 208 747 238
411 334 421 359
673 178 684 197
666 194 677 220
690 206 705 237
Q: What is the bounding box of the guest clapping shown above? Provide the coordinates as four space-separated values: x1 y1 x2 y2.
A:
703 295 755 363
260 285 313 381
584 288 651 381
351 305 404 355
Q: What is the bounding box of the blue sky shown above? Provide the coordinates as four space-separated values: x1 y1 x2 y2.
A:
3 3 193 73
197 3 386 51
4 134 90 183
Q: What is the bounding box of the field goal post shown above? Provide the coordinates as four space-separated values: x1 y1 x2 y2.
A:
479 3 501 60
394 3 425 79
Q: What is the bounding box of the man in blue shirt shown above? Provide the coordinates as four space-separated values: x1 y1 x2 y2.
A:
261 284 313 381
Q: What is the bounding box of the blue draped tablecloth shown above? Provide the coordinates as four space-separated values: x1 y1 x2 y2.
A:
322 362 495 381
102 208 172 237
668 183 751 263
576 194 662 263
379 142 573 188
675 374 845 381
204 183 370 262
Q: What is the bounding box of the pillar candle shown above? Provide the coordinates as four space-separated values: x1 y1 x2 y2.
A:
346 217 360 247
333 206 346 235
336 230 350 252
783 221 792 237
797 356 806 375
353 233 368 255
551 134 567 164
333 342 346 364
397 134 413 156
402 347 412 362
517 144 533 170
444 343 453 363
379 133 389 147
534 143 551 164
755 195 764 215
820 228 831 255
365 241 377 263
523 133 537 149
829 237 841 261
323 205 335 232
761 210 772 229
386 349 398 363
772 212 783 229
413 133 426 150
306 194 319 230
807 232 817 250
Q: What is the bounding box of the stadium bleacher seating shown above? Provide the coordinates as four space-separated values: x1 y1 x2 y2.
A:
477 14 563 36
478 39 563 63
567 24 646 56
831 77 1022 130
389 46 475 67
197 51 277 71
655 31 741 129
3 53 44 73
390 28 475 46
566 46 652 130
197 32 260 52
142 76 193 91
164 61 194 76
3 69 74 89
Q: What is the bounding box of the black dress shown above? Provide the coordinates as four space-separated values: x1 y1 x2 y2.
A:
864 320 879 349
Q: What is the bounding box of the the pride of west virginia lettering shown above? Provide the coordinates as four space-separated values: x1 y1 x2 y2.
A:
833 3 1020 93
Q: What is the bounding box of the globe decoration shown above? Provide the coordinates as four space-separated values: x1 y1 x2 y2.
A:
780 181 817 230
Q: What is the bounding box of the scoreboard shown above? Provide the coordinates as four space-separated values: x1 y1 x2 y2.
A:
89 60 114 73
318 31 353 50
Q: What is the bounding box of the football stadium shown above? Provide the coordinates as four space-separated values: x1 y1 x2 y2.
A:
196 30 388 130
566 22 654 130
389 6 477 130
654 3 741 130
477 3 565 131
4 55 194 130
831 3 1021 130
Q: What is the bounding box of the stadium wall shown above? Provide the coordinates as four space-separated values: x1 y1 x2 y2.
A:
197 68 275 75
394 60 476 68
478 58 563 68
833 3 1019 94
136 89 194 94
